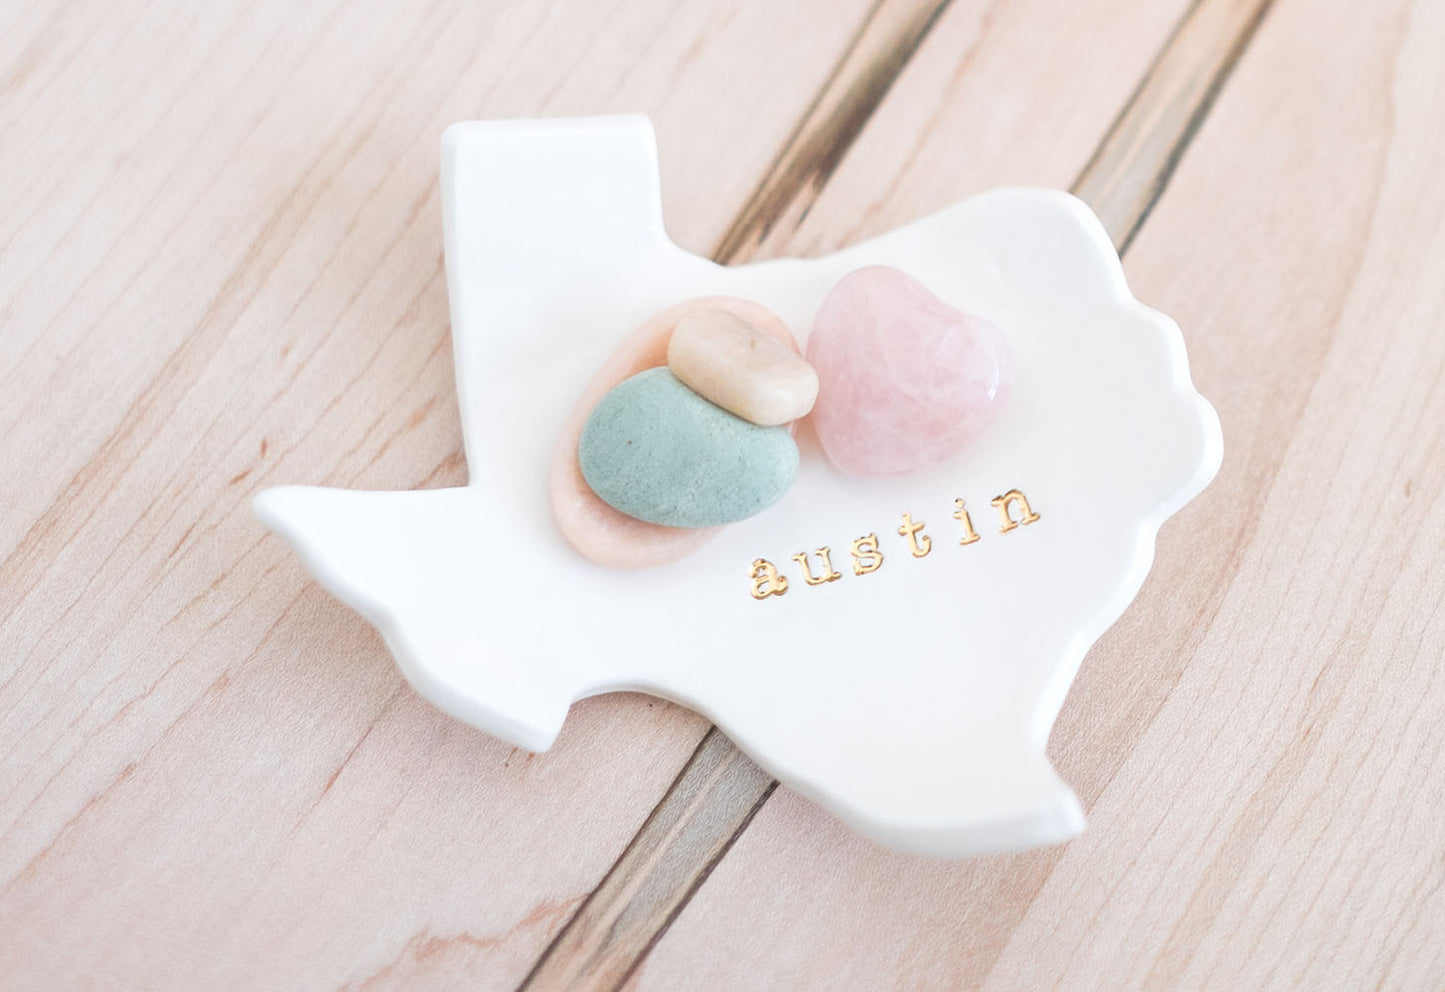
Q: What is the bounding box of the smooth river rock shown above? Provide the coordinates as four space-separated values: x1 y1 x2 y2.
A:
667 308 819 426
807 265 1012 476
579 368 799 528
550 296 801 568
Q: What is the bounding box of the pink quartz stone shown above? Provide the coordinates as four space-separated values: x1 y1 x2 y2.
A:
807 266 1011 477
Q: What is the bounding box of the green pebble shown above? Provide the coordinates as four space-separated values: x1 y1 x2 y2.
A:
579 368 799 528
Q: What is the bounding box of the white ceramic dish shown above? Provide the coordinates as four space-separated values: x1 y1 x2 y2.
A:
255 115 1222 857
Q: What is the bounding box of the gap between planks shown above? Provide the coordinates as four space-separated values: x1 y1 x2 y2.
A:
518 0 1273 988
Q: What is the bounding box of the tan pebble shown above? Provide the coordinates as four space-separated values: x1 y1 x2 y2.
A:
666 308 818 426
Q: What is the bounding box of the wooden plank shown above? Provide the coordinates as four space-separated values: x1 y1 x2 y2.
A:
518 730 777 992
712 0 951 263
638 0 1445 987
0 2 880 988
1073 0 1273 251
523 0 1247 986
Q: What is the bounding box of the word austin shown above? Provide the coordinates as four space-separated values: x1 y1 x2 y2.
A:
748 488 1041 600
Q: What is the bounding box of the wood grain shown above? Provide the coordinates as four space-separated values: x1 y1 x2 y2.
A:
712 0 952 263
1073 0 1274 252
636 0 1445 987
519 730 776 991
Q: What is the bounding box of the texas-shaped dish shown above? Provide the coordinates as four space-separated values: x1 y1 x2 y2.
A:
254 115 1222 857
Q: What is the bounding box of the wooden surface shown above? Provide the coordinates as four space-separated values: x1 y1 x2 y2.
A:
2 1 1443 990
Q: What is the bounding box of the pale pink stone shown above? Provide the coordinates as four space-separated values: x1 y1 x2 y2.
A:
807 266 1011 477
551 297 800 568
